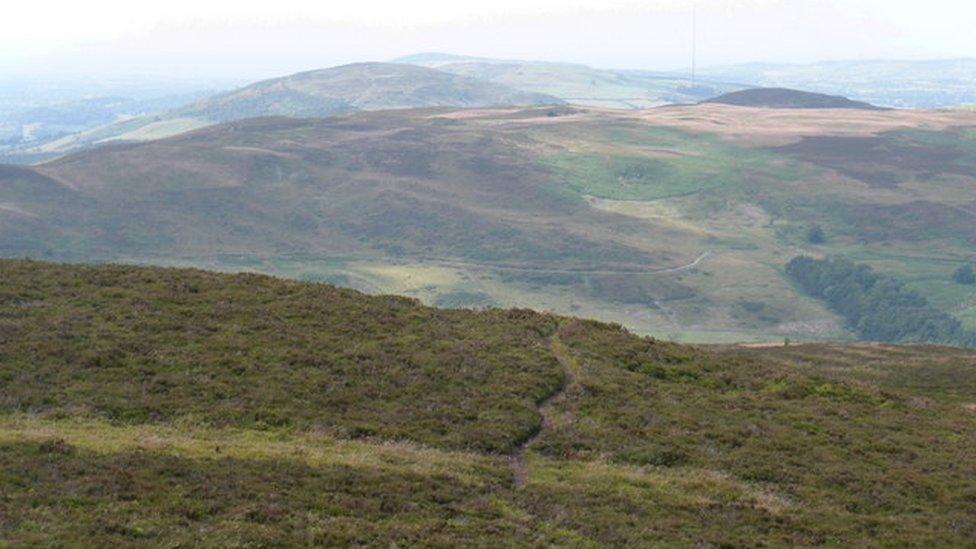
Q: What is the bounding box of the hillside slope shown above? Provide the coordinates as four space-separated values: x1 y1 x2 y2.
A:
174 62 562 121
17 63 561 159
2 105 976 342
0 260 974 545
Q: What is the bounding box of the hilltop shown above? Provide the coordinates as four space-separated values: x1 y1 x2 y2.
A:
699 58 976 108
705 87 883 109
0 259 974 545
2 103 975 343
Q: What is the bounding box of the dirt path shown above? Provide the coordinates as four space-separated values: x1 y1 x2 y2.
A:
510 332 582 489
170 250 716 277
390 249 716 278
655 250 713 274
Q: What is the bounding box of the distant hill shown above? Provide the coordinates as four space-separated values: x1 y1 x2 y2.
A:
698 58 976 108
12 63 561 159
1 258 975 545
704 87 883 109
173 62 562 121
395 53 744 108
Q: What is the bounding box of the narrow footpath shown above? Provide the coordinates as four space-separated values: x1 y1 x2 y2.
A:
510 332 582 489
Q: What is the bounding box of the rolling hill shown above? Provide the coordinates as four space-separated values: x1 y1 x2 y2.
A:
395 53 744 108
0 259 974 545
705 88 883 109
173 62 561 121
14 63 562 160
1 104 975 343
0 74 237 164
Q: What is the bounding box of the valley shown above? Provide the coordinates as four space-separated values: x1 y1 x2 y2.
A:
3 101 974 342
5 3 976 546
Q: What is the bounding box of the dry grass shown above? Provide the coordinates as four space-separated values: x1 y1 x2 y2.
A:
633 103 976 145
0 415 496 485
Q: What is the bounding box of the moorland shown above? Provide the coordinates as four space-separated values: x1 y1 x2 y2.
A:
0 259 974 545
2 95 975 343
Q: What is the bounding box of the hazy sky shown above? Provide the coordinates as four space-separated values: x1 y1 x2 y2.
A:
3 0 974 80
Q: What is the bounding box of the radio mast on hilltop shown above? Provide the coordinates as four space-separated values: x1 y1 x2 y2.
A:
691 4 697 88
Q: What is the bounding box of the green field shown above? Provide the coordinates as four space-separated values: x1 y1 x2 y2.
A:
539 125 813 201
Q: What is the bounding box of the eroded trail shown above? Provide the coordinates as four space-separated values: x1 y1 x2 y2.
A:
510 332 582 489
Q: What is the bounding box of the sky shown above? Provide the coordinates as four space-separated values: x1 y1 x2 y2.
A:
2 0 974 80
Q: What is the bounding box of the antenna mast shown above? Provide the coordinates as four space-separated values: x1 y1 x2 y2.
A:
691 4 697 88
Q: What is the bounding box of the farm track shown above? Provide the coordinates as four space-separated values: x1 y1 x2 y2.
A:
388 250 715 276
147 251 716 277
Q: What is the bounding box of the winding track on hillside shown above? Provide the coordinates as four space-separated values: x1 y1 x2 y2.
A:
412 250 715 277
167 250 716 277
511 331 582 489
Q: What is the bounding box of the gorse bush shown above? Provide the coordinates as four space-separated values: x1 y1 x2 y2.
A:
806 224 826 243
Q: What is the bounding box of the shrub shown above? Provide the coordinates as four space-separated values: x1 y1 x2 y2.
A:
953 264 976 285
806 224 826 244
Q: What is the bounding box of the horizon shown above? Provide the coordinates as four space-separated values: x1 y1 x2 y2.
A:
3 0 974 81
5 51 975 89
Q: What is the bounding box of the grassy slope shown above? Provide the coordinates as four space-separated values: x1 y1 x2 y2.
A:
2 105 976 343
0 260 563 453
0 260 974 545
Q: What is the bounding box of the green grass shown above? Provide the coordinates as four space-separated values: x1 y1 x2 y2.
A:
542 153 726 200
0 260 974 545
0 416 822 546
539 125 811 201
0 421 530 546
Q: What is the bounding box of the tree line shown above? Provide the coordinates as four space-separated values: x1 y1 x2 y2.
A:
786 256 976 347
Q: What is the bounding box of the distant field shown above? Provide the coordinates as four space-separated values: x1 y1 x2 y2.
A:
536 122 815 202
